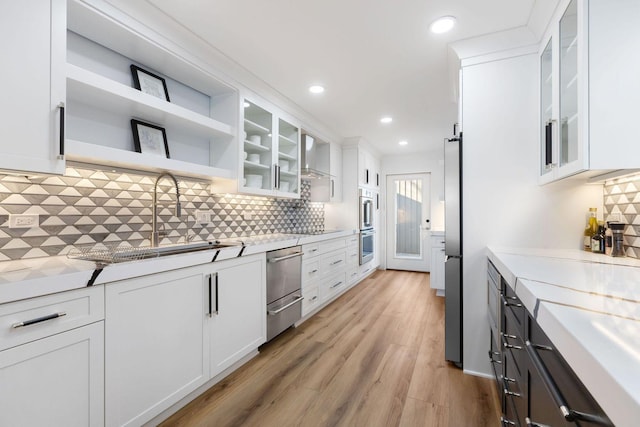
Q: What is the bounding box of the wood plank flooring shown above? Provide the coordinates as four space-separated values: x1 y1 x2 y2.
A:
161 270 501 427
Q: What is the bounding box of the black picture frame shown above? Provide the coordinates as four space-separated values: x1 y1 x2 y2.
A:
130 64 171 102
131 119 170 159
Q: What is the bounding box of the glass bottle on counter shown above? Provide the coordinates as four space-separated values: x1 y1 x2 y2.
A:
583 208 598 250
591 225 605 254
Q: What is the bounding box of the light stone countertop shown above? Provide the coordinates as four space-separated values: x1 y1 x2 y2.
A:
487 247 640 427
0 230 358 305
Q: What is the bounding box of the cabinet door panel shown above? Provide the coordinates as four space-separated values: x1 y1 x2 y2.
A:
105 267 209 427
0 0 65 175
210 256 266 377
0 322 104 427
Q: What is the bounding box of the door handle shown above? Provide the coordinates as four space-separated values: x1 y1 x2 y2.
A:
268 295 303 315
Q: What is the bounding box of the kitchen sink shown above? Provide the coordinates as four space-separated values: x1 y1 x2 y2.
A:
69 241 240 265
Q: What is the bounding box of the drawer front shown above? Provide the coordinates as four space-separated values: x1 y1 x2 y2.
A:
487 278 501 336
320 272 347 301
301 286 320 316
346 267 359 285
503 306 525 379
0 286 104 351
346 246 359 266
503 284 524 326
321 251 346 275
318 238 347 255
302 243 320 259
346 235 359 248
302 260 320 284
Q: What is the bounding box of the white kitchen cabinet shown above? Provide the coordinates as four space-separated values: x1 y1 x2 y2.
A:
430 232 445 296
329 142 343 202
539 0 640 183
105 265 210 427
209 254 266 377
0 322 104 427
0 0 66 175
0 286 105 427
64 1 238 182
357 147 380 189
240 98 300 198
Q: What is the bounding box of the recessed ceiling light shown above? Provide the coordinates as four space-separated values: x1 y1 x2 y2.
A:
380 117 393 124
309 85 325 94
430 16 456 34
243 101 250 108
399 140 408 146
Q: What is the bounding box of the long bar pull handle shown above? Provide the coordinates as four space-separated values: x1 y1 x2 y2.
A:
207 274 212 317
544 121 552 167
268 252 304 263
525 340 613 426
12 312 66 328
501 417 516 426
331 179 335 198
267 296 303 315
330 259 343 266
503 301 522 308
58 102 65 158
365 168 369 184
213 272 219 315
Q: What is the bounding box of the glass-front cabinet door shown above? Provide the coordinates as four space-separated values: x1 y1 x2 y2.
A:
276 118 300 197
559 0 579 169
242 101 274 194
540 38 554 178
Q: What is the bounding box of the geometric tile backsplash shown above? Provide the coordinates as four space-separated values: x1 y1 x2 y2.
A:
0 167 324 261
603 174 640 259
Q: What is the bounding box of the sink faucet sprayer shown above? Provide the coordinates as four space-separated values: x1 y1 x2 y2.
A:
151 172 181 247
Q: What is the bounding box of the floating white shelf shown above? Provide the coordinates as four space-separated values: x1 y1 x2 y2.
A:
280 170 297 178
278 134 296 145
66 139 233 181
243 160 270 170
278 151 297 161
66 64 234 139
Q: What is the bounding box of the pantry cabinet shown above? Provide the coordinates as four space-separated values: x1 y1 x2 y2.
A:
329 142 343 202
0 0 66 175
358 148 380 189
539 0 640 183
240 98 301 198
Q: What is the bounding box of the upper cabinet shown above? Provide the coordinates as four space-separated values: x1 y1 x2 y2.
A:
0 0 66 175
329 142 343 202
539 0 640 183
64 0 238 182
240 98 300 198
358 148 380 190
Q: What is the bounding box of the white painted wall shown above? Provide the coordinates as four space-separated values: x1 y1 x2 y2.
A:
461 52 603 376
379 151 446 271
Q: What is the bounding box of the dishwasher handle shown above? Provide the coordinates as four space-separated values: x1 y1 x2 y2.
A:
267 295 303 315
268 251 303 263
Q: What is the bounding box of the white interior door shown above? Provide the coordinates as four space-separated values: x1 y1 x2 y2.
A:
386 173 431 271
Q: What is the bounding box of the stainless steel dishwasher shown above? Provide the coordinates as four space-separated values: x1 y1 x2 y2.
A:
266 245 303 341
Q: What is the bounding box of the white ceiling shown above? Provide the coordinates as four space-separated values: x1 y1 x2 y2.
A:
144 0 544 154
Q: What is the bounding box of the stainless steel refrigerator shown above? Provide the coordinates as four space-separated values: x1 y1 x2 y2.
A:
444 125 462 368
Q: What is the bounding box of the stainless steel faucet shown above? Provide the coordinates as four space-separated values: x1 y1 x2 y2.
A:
151 172 182 247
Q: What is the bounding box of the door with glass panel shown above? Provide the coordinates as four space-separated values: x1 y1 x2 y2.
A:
386 173 431 271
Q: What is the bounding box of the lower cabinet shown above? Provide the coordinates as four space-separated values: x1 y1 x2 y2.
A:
105 254 266 427
209 255 265 377
105 265 210 427
0 322 104 427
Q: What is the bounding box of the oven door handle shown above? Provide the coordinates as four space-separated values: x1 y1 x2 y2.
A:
268 295 304 315
268 251 304 263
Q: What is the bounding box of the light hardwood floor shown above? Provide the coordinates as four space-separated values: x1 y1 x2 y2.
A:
161 270 501 427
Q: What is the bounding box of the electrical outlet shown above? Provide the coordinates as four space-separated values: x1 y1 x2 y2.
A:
9 214 39 228
243 212 253 221
195 210 212 224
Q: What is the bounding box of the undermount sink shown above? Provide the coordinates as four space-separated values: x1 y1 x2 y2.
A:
70 241 240 265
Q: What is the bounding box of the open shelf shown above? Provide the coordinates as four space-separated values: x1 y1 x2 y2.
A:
278 151 297 161
278 134 297 146
67 139 233 181
243 160 270 171
67 65 234 139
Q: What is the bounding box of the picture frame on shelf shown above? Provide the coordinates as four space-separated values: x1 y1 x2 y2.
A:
131 119 170 158
130 64 171 102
